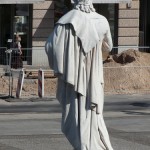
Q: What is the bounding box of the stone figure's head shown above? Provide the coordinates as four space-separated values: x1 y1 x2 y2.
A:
71 0 95 13
71 0 92 5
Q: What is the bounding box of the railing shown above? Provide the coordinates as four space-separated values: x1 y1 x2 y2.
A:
0 46 150 98
0 47 55 98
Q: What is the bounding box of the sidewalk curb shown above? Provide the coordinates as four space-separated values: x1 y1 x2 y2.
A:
0 97 57 103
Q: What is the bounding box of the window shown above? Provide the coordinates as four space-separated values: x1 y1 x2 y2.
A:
13 4 32 63
94 4 117 46
13 4 32 48
54 0 71 23
0 4 32 65
140 0 150 47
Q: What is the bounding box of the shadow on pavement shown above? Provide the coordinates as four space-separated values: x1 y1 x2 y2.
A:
131 102 150 107
121 110 150 116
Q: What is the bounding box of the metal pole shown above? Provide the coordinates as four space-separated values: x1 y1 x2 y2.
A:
11 72 13 97
5 49 12 98
8 50 12 97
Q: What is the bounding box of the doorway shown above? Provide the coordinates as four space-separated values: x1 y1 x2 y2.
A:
140 0 150 47
0 5 13 65
0 4 32 65
0 5 13 48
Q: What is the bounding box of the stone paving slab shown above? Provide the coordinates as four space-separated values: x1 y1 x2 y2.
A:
0 134 150 150
0 94 149 150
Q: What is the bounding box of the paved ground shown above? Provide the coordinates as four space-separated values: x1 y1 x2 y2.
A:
0 94 149 150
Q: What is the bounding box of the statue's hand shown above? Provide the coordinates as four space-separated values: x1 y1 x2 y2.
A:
106 55 113 62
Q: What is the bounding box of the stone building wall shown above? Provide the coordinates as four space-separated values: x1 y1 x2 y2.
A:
32 0 54 66
118 0 139 47
31 0 140 64
32 0 54 47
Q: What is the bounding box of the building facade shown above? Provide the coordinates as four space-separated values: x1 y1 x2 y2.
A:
0 0 149 66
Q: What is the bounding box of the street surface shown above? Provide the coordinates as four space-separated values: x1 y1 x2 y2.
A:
0 94 149 150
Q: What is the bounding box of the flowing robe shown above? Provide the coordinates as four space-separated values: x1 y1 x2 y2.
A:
45 10 113 150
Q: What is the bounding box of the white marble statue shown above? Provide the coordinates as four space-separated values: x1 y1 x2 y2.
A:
45 0 113 149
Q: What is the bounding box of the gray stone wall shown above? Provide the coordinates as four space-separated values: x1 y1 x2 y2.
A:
118 0 139 46
31 0 140 61
32 0 54 66
32 0 54 47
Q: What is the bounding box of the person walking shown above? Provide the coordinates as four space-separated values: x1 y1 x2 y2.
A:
11 34 23 69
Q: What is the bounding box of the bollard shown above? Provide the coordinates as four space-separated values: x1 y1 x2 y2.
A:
16 69 25 98
38 69 44 98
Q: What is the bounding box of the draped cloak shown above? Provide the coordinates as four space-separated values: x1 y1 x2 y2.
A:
45 9 113 150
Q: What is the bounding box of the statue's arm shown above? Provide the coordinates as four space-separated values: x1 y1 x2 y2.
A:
45 29 55 69
102 20 113 62
103 20 113 52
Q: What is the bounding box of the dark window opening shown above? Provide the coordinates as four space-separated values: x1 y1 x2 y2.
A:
13 4 32 63
140 0 150 48
54 0 71 23
0 4 32 48
13 4 32 49
94 4 118 47
0 4 32 65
